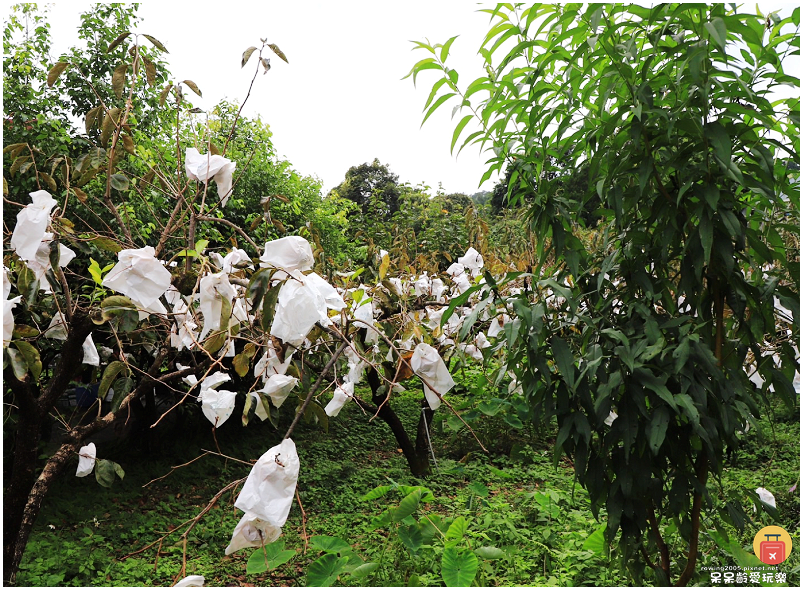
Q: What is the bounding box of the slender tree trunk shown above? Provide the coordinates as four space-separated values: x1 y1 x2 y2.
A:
365 368 432 477
3 413 43 584
3 309 93 584
4 442 76 585
414 405 435 475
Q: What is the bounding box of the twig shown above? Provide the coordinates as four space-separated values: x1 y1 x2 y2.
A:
222 39 267 155
153 539 163 575
143 451 212 488
199 448 255 466
283 340 349 440
147 362 213 430
295 488 309 554
196 215 260 252
52 263 74 321
181 478 246 541
120 515 195 560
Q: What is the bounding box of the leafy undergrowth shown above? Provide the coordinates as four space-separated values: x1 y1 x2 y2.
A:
16 390 799 587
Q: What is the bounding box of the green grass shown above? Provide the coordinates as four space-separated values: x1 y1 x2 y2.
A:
15 389 799 586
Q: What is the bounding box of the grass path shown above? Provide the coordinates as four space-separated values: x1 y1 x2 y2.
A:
15 389 799 586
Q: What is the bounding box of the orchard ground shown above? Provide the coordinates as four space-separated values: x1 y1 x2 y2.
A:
17 385 800 587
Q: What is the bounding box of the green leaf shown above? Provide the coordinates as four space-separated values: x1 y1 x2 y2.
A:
110 377 134 413
369 509 392 530
398 525 423 554
474 546 505 560
441 548 478 587
110 174 129 191
310 535 350 554
704 17 727 49
13 341 41 381
706 122 731 166
646 406 670 454
218 295 233 332
233 352 253 378
15 262 39 306
305 401 329 433
441 283 482 326
350 563 379 579
94 459 123 488
6 348 28 381
91 236 124 254
393 489 424 522
203 331 227 355
99 361 129 401
488 465 513 479
445 516 468 543
503 413 524 429
361 485 393 501
551 336 575 388
582 523 607 554
440 35 459 62
246 540 296 574
675 393 700 427
635 368 677 412
422 93 456 127
306 553 349 587
467 481 489 497
101 295 139 332
261 282 282 332
12 325 39 339
451 114 473 154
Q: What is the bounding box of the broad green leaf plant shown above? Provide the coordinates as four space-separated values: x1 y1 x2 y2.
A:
409 3 800 586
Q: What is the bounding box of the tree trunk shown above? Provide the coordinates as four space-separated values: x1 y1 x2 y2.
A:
365 368 433 477
3 412 42 584
3 309 94 584
4 442 76 585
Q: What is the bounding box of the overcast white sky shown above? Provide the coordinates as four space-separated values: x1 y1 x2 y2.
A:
44 2 496 196
30 2 800 196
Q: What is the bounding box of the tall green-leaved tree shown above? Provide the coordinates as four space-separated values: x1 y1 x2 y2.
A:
410 3 800 585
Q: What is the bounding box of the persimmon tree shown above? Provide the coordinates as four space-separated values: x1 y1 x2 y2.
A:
3 17 507 585
409 3 800 585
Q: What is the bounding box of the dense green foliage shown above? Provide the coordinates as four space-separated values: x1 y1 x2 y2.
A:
410 2 800 585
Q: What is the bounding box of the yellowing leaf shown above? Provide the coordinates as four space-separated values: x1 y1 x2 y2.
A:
121 134 135 155
112 63 128 98
85 106 103 135
379 252 390 280
241 46 257 68
47 62 70 87
142 34 168 53
159 83 173 107
106 31 130 53
268 43 288 63
72 187 88 204
182 79 202 97
143 56 156 86
38 172 57 192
